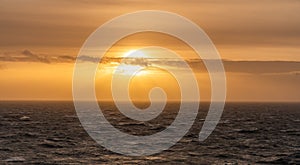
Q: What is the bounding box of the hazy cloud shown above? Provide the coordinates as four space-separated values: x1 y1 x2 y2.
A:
0 0 299 49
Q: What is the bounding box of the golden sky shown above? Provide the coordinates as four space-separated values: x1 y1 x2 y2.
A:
0 0 299 101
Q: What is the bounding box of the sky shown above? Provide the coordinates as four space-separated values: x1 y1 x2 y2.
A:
0 0 299 102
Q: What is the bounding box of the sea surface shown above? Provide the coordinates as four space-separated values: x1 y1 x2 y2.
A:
0 101 299 164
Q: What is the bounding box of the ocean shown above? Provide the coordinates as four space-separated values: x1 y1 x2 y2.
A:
0 101 299 164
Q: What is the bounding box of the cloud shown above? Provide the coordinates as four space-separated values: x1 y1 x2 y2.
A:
76 55 99 63
0 50 75 64
78 56 149 67
97 57 300 75
223 61 300 74
262 71 300 76
1 50 300 75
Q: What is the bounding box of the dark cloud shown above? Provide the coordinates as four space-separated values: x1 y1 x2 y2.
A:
76 55 99 63
98 57 300 75
0 50 75 64
57 55 76 62
1 50 300 75
223 61 300 74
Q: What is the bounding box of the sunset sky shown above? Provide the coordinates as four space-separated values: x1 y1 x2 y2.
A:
0 0 299 102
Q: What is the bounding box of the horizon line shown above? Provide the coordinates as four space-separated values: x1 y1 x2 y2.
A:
0 99 299 103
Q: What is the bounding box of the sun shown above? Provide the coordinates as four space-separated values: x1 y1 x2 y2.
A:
113 49 150 76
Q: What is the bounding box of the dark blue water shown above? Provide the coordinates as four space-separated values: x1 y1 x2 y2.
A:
0 102 299 164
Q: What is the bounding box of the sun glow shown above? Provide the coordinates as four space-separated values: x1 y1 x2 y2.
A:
114 64 144 76
112 49 151 76
123 49 149 58
111 50 148 76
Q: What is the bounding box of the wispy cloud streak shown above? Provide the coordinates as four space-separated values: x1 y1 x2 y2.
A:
1 50 300 75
